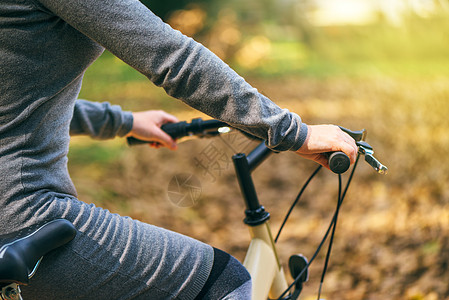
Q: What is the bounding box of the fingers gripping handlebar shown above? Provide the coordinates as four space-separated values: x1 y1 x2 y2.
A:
327 126 387 174
127 118 387 175
325 126 387 174
325 126 365 174
126 119 229 146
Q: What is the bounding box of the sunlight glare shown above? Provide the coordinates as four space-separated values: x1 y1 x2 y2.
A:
310 0 377 26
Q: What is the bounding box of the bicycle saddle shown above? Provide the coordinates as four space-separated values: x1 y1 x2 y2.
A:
0 219 76 286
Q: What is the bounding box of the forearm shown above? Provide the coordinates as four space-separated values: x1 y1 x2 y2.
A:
70 99 133 139
33 0 307 150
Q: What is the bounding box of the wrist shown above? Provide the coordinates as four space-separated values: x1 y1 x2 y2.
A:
120 111 134 137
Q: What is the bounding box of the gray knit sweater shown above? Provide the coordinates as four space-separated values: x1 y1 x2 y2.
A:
0 0 307 298
1 0 307 222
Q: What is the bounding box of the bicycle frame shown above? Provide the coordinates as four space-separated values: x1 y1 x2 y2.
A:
244 222 289 299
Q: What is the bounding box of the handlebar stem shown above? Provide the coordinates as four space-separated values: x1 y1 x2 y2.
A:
246 142 274 172
233 151 270 226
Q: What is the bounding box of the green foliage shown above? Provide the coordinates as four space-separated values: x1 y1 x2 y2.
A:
305 14 449 77
93 2 449 78
68 141 125 166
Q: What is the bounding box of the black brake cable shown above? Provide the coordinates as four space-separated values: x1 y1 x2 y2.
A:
276 154 361 300
274 165 323 244
317 154 360 299
317 174 342 299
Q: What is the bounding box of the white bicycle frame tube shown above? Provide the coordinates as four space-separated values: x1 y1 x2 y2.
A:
243 221 288 300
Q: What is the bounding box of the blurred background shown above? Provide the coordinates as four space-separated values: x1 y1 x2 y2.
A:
71 0 449 299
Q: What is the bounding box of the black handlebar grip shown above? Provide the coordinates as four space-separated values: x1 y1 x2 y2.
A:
328 151 350 174
127 121 189 146
126 137 148 146
160 121 188 139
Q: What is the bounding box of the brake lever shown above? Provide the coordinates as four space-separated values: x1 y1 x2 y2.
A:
338 126 366 142
357 141 388 174
337 125 388 174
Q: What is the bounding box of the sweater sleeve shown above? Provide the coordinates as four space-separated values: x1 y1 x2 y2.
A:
31 0 308 151
70 99 133 139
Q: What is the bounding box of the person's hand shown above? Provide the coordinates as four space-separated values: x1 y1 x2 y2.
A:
126 110 179 150
296 125 358 170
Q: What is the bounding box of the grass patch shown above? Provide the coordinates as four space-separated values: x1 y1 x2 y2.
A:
68 138 125 167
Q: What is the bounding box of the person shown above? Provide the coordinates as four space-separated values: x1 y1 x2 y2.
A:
0 0 357 299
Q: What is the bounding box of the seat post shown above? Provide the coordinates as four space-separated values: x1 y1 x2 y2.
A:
1 283 23 300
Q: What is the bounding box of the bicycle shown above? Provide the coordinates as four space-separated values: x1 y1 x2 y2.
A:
129 118 387 300
0 118 387 300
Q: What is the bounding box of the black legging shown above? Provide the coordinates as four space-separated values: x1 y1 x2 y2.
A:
194 248 251 299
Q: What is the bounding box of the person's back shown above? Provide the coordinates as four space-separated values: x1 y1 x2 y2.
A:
0 0 107 233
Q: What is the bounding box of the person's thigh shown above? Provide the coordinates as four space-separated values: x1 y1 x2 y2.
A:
21 196 214 300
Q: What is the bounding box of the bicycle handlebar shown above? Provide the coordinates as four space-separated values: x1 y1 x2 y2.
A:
326 152 351 174
126 118 228 146
127 118 387 175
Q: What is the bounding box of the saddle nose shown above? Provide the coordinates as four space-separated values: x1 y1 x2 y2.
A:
0 219 76 286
